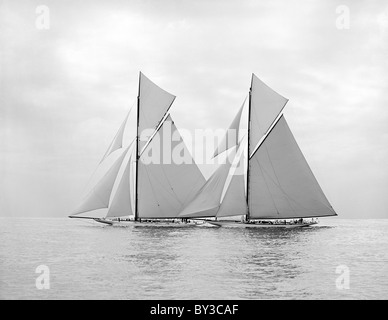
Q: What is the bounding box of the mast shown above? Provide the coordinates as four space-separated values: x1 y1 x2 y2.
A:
134 72 141 221
246 75 253 221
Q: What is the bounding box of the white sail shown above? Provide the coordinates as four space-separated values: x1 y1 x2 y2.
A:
178 148 236 218
100 108 132 164
106 150 134 218
72 144 132 215
213 98 246 158
137 115 206 218
249 74 288 155
138 72 176 151
217 148 248 218
249 115 337 219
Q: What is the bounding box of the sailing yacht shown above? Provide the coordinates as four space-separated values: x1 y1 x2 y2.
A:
177 74 337 228
69 72 206 226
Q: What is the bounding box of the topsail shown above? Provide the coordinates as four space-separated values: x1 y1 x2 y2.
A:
249 74 288 156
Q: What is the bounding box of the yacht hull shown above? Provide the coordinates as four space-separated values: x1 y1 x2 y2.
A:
94 218 199 228
206 220 317 229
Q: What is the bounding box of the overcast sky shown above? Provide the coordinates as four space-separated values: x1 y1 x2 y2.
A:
1 0 387 218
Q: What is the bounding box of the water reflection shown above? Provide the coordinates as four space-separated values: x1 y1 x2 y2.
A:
208 226 333 299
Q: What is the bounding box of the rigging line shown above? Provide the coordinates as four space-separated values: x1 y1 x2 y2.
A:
253 155 280 215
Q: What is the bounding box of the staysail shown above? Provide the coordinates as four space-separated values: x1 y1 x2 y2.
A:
178 147 237 218
137 115 206 219
216 146 248 217
72 143 132 216
249 115 337 219
106 147 135 218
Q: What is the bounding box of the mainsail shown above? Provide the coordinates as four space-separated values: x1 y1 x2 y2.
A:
249 115 337 219
137 115 206 219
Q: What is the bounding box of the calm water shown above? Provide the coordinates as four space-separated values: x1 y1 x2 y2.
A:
0 218 387 300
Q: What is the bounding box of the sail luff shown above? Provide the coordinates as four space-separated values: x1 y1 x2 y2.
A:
246 79 252 221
